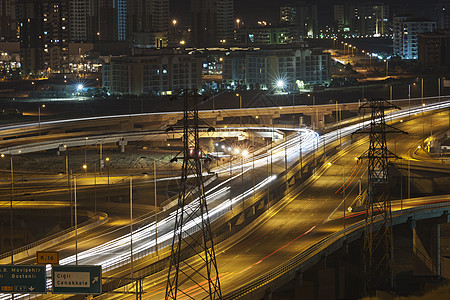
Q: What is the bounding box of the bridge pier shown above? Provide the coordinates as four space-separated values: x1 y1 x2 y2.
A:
263 289 272 300
118 139 127 153
56 144 66 155
310 112 326 130
412 220 441 277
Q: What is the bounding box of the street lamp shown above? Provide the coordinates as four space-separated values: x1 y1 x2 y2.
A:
308 94 317 130
129 176 133 278
236 93 243 124
421 77 424 115
38 104 45 135
328 162 346 232
105 157 110 202
73 175 79 265
2 153 14 266
153 160 158 254
384 59 388 77
276 79 285 89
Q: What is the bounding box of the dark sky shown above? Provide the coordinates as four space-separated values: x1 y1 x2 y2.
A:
171 0 283 26
170 0 440 27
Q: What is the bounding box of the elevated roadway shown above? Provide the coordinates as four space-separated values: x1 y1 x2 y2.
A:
0 100 449 299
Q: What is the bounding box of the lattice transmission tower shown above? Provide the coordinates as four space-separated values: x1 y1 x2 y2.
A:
165 90 222 300
354 98 406 295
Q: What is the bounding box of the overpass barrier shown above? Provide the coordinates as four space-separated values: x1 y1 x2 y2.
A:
224 198 450 300
0 211 108 264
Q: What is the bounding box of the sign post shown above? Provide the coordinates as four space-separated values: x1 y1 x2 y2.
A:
0 265 46 293
52 265 102 294
37 251 59 265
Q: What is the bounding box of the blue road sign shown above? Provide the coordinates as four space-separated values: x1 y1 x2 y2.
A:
0 265 46 294
52 265 102 294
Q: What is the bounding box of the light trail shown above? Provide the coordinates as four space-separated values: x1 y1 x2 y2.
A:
1 100 448 299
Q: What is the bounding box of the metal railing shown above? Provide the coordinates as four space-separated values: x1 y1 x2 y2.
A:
0 212 107 261
223 200 450 299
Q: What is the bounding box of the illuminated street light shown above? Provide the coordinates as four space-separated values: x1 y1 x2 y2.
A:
38 104 46 135
77 84 84 91
276 80 285 89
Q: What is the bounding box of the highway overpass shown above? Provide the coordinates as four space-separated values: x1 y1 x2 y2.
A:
0 98 449 299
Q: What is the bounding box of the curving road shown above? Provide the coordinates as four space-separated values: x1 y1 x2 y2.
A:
1 100 449 299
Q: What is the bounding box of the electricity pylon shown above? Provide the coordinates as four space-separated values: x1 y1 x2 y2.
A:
165 90 222 300
354 98 407 295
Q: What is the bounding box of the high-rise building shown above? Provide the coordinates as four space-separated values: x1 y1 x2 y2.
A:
223 47 331 88
435 3 450 30
0 0 18 41
103 49 202 95
18 0 69 74
393 15 436 59
98 0 117 41
69 0 88 42
334 3 389 36
280 1 318 38
191 0 233 47
418 31 450 67
128 0 170 47
97 0 127 41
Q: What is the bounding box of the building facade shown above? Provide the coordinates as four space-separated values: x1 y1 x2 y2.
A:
222 47 331 89
18 0 69 74
103 49 202 95
128 0 170 47
334 3 389 36
191 0 233 46
235 25 304 46
393 16 437 59
418 31 450 67
280 1 318 38
0 0 18 41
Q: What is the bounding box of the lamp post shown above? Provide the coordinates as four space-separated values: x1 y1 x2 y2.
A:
229 147 233 210
421 77 424 115
73 175 78 265
328 162 346 232
106 157 110 202
308 94 317 130
438 77 441 104
236 93 242 125
384 59 388 77
408 84 411 118
241 149 248 218
38 104 45 135
153 160 158 254
2 153 15 266
129 176 133 278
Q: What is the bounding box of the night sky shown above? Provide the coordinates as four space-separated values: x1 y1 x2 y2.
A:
171 0 284 26
170 0 441 27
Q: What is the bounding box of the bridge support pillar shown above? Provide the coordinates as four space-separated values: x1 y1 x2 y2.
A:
118 139 127 153
412 220 441 277
306 112 326 130
56 144 67 155
263 288 272 300
294 271 303 300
